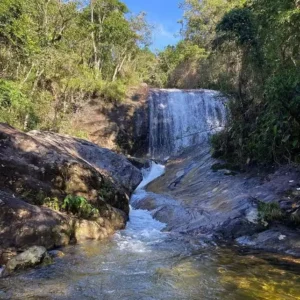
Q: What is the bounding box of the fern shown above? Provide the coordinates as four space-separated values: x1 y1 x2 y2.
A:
62 195 99 219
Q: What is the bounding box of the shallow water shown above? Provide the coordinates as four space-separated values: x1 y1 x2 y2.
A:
1 207 300 300
1 164 300 300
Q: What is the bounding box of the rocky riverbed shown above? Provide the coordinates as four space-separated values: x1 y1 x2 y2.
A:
1 160 300 300
133 146 300 257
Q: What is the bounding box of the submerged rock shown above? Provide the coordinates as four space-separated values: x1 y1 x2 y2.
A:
48 250 65 259
236 226 300 257
5 246 48 273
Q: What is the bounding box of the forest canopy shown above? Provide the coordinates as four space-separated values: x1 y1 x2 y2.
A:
155 0 300 165
0 0 299 165
0 0 155 132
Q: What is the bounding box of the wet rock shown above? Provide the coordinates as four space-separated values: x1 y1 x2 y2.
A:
48 250 65 259
5 246 49 273
74 209 126 242
134 146 300 256
223 170 237 176
211 162 241 173
0 266 5 277
127 157 151 170
236 226 300 257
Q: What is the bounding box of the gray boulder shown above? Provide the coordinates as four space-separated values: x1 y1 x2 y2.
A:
5 246 48 273
0 123 142 215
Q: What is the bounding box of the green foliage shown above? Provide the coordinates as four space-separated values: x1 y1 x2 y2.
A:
62 195 99 219
155 0 300 166
101 80 127 102
44 197 60 211
216 8 256 46
210 0 300 165
258 201 284 224
153 41 208 88
43 194 100 220
0 79 37 130
179 0 246 47
0 0 154 133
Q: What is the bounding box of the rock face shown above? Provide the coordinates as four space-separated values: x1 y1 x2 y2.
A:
133 146 300 255
133 147 262 237
0 123 142 264
70 84 149 156
236 226 300 257
0 124 142 212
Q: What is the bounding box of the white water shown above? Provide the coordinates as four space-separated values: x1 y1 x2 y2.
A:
3 91 300 300
136 161 165 190
149 89 226 159
114 162 166 253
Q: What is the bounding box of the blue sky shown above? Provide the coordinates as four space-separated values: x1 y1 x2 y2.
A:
123 0 182 51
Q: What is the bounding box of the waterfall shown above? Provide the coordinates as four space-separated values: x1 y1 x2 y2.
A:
148 89 227 159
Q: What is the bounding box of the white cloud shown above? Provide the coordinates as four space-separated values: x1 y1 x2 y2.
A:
156 24 176 39
151 23 180 50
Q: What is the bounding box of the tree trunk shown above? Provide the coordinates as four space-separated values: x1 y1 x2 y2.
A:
90 0 99 73
112 54 127 82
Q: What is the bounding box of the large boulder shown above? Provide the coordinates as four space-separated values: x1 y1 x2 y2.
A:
0 191 127 265
0 123 142 214
0 123 142 264
0 190 71 263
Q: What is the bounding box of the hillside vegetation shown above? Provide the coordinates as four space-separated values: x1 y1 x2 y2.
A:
156 0 300 166
0 0 156 135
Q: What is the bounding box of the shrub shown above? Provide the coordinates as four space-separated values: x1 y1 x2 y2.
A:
43 197 60 211
258 201 284 224
62 195 99 219
0 79 36 130
101 80 127 102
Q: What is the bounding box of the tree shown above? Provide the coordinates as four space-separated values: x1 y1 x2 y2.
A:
0 0 155 133
179 0 246 48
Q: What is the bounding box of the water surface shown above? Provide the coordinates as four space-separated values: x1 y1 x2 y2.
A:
1 164 300 300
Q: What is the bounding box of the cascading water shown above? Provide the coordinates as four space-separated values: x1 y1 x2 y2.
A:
148 89 226 159
2 91 300 300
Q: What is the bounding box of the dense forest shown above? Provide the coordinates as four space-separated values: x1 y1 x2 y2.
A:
156 0 300 166
0 0 299 165
0 0 156 135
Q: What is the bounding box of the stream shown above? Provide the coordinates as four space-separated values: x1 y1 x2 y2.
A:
1 163 300 300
